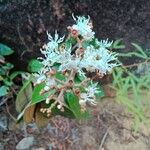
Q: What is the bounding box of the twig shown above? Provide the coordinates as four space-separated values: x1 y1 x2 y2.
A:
0 97 8 106
123 58 150 68
0 58 5 64
75 78 90 86
57 89 65 103
17 24 31 58
5 101 17 122
54 78 65 84
98 127 110 150
54 69 77 106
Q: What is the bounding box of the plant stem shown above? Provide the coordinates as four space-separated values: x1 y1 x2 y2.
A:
123 58 150 68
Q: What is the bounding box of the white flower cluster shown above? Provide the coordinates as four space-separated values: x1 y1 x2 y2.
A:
80 44 118 74
34 15 119 107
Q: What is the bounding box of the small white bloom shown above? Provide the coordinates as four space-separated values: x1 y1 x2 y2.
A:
59 53 81 71
72 14 95 40
33 68 48 84
79 99 86 105
80 42 118 74
47 30 65 53
46 97 50 104
46 77 56 87
98 39 113 48
79 82 100 106
44 85 50 91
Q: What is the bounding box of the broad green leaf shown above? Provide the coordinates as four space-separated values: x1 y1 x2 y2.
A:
55 72 66 81
27 59 43 72
31 83 56 105
64 92 81 119
0 43 14 56
16 79 32 112
52 105 75 118
0 85 8 97
52 63 61 70
3 79 13 87
74 72 85 83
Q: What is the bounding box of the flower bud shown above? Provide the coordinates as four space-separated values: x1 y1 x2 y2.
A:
57 104 62 109
71 29 78 37
40 108 44 112
45 97 50 104
47 109 51 113
50 69 56 75
44 86 50 91
47 113 51 117
74 89 80 96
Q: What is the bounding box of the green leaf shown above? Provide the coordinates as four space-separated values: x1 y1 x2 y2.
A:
55 72 66 81
66 37 77 45
27 59 43 73
16 79 32 112
95 85 105 98
89 38 99 49
64 92 81 119
112 39 125 49
0 67 5 76
52 105 75 118
65 41 72 51
31 83 56 105
10 71 26 80
132 43 148 59
0 63 14 76
74 72 85 84
52 63 61 70
0 75 3 81
2 63 14 71
0 43 14 56
3 79 13 87
82 40 90 49
0 86 8 97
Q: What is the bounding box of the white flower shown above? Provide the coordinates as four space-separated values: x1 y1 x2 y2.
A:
72 14 95 40
33 67 49 84
80 82 100 106
43 76 56 91
46 30 65 53
80 41 118 74
39 31 65 67
35 74 46 84
98 39 113 48
58 52 81 71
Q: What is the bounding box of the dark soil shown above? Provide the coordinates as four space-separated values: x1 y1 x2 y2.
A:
1 98 150 150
